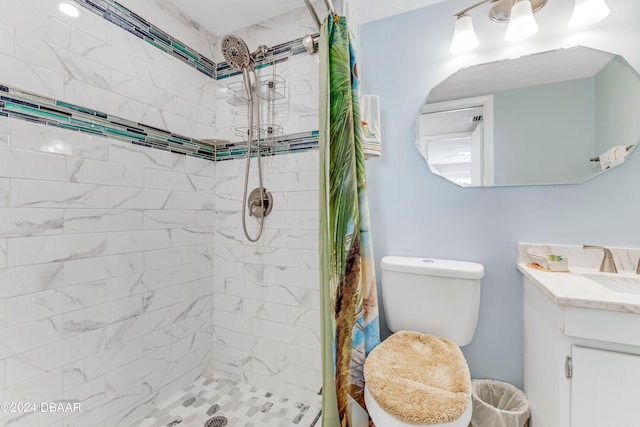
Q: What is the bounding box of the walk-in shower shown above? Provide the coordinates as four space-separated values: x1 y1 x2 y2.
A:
220 34 273 242
0 0 328 425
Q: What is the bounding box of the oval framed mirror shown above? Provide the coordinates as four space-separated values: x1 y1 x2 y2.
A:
416 46 640 187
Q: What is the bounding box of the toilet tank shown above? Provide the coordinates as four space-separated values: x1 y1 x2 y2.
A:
381 256 484 346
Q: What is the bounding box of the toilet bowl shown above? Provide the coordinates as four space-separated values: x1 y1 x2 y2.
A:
364 256 484 426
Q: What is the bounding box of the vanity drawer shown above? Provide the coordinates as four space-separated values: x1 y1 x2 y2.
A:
564 307 640 348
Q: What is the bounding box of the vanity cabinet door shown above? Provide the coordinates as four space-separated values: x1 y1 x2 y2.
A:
571 346 640 427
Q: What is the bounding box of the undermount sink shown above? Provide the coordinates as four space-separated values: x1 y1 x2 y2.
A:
582 273 640 295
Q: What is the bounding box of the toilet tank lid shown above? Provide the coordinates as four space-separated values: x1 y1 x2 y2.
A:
381 256 485 279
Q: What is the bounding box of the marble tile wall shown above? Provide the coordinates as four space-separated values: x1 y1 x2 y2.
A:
212 152 322 403
232 4 322 58
0 0 218 140
0 0 322 424
116 0 219 62
0 116 215 427
208 4 323 404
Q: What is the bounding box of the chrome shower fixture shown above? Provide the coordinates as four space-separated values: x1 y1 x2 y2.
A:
250 45 269 61
221 34 269 101
248 187 273 218
221 34 251 71
220 35 268 71
221 34 254 102
220 34 272 242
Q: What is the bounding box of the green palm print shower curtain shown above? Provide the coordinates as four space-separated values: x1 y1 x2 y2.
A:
319 14 380 427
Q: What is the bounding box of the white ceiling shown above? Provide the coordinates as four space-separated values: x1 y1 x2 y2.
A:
349 0 446 26
165 0 446 36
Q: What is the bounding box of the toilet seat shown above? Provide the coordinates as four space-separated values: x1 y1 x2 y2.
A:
363 331 472 426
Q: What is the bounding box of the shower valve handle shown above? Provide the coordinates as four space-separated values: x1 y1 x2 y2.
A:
247 188 272 219
248 198 263 217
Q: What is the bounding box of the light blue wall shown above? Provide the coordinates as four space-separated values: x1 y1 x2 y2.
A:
360 0 640 388
594 57 640 155
493 78 596 185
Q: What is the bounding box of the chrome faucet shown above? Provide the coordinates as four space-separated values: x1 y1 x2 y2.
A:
583 245 618 273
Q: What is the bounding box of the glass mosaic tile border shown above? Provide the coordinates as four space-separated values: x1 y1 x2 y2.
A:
216 34 321 80
76 0 216 77
75 0 316 80
0 84 318 162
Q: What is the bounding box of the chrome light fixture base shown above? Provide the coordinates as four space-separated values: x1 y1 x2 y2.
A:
449 0 611 55
489 0 548 22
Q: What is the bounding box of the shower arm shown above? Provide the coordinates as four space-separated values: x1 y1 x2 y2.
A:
250 45 268 61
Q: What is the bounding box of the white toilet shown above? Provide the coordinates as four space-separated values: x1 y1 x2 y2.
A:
364 256 484 427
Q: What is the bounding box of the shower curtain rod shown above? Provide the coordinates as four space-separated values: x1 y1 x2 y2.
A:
323 0 336 15
304 0 337 31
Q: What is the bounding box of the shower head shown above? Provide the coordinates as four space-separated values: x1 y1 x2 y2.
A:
221 34 254 102
221 34 251 71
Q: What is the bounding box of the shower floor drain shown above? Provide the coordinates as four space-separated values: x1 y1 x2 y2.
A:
204 416 228 427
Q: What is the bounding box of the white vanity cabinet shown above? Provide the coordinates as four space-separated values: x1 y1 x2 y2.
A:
524 277 640 427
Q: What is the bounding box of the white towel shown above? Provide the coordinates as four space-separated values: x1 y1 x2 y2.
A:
360 94 381 159
599 145 628 171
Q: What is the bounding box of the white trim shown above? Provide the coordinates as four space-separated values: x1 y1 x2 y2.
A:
418 95 494 186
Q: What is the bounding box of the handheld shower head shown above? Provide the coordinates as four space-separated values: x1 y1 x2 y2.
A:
221 34 253 102
221 34 251 71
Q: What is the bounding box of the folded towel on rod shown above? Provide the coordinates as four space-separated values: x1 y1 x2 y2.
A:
596 145 630 171
361 94 382 159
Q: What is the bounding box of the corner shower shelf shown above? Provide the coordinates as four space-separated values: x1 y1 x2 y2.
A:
234 124 284 146
257 75 287 102
225 83 250 106
225 74 288 106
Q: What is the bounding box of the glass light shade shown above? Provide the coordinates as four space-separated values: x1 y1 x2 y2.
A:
568 0 611 29
450 15 479 54
505 0 539 42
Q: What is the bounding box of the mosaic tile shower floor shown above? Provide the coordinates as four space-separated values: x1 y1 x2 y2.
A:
133 374 322 427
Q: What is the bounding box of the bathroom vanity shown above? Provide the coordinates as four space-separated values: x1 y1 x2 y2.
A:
519 244 640 427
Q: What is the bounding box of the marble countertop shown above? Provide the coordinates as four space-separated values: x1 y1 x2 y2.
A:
518 263 640 314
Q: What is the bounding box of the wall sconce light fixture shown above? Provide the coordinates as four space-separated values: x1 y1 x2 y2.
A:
450 0 610 53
